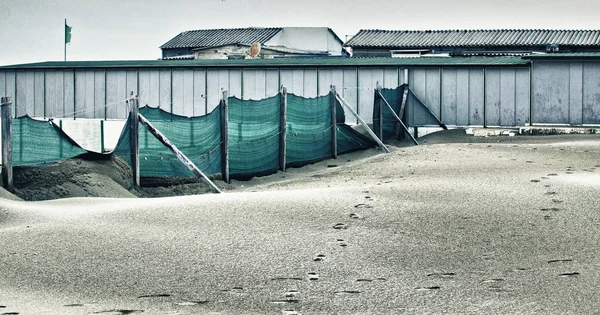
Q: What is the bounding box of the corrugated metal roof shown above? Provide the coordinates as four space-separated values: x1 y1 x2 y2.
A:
0 57 529 70
523 52 600 59
160 27 283 49
345 29 600 48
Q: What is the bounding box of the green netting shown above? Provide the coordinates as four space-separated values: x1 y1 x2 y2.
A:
373 85 405 140
113 106 222 177
228 95 281 177
11 116 87 166
336 124 376 154
286 93 333 166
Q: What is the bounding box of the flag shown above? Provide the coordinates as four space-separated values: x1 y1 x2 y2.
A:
65 24 72 44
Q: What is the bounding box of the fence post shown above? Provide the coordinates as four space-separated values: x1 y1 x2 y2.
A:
279 86 287 171
128 91 140 188
1 96 13 192
376 82 383 140
220 89 230 184
330 85 338 159
100 119 105 153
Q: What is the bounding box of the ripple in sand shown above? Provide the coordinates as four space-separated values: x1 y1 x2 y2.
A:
416 286 441 291
271 277 303 281
427 272 456 278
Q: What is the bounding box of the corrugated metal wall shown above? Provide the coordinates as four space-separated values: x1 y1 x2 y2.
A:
407 67 530 127
532 61 600 125
10 64 593 128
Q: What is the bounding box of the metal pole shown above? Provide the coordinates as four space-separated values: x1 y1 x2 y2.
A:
129 91 140 188
138 113 222 194
279 86 287 171
330 85 337 159
220 89 230 183
1 97 14 191
377 90 419 145
335 91 390 153
64 19 67 62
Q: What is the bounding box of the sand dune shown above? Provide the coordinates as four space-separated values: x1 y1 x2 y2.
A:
1 131 600 314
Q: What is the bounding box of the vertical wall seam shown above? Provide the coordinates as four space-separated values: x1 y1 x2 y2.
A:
581 63 585 124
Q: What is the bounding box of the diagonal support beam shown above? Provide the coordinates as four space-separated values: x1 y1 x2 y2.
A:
376 90 419 145
138 113 223 194
408 88 448 130
334 91 390 153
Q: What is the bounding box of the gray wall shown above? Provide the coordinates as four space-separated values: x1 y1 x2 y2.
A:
407 67 530 127
532 61 600 125
1 65 535 127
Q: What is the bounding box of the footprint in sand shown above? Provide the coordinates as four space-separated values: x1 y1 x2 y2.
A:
334 290 361 295
307 272 319 281
337 239 348 247
281 310 302 315
137 293 170 298
545 191 558 195
559 272 580 277
541 207 561 212
481 278 504 283
531 179 540 183
175 301 209 306
1 313 20 315
271 299 300 304
333 223 347 229
548 173 558 176
427 272 456 278
349 213 362 219
93 310 143 315
271 277 303 281
284 290 300 298
354 204 373 209
416 286 441 291
313 254 326 262
548 259 573 263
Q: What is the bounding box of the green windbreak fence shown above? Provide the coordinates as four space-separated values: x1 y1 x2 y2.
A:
286 93 333 166
7 91 376 180
373 85 405 140
11 116 87 166
228 94 281 177
113 106 223 177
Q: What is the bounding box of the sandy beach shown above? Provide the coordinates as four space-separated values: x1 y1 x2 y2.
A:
1 130 599 314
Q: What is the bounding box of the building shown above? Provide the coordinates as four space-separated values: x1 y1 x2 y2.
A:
160 27 346 60
345 29 600 57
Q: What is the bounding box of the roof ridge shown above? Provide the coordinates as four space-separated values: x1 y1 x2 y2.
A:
358 28 600 33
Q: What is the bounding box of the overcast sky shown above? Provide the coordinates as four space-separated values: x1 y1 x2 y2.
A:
1 0 599 66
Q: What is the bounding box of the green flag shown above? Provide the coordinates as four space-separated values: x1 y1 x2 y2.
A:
65 24 72 44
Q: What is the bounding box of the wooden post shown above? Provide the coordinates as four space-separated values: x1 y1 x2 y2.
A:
220 89 230 184
129 91 140 188
376 82 383 140
279 86 287 171
334 91 390 153
330 85 338 159
396 70 410 139
100 120 105 153
1 96 13 192
377 90 419 146
138 113 222 194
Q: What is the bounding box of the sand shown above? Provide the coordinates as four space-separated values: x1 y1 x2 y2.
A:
1 129 599 314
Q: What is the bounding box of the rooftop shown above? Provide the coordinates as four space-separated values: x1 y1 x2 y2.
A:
345 29 600 48
0 57 530 70
160 27 283 49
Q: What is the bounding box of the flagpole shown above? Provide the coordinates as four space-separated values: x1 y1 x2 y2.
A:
64 19 67 61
